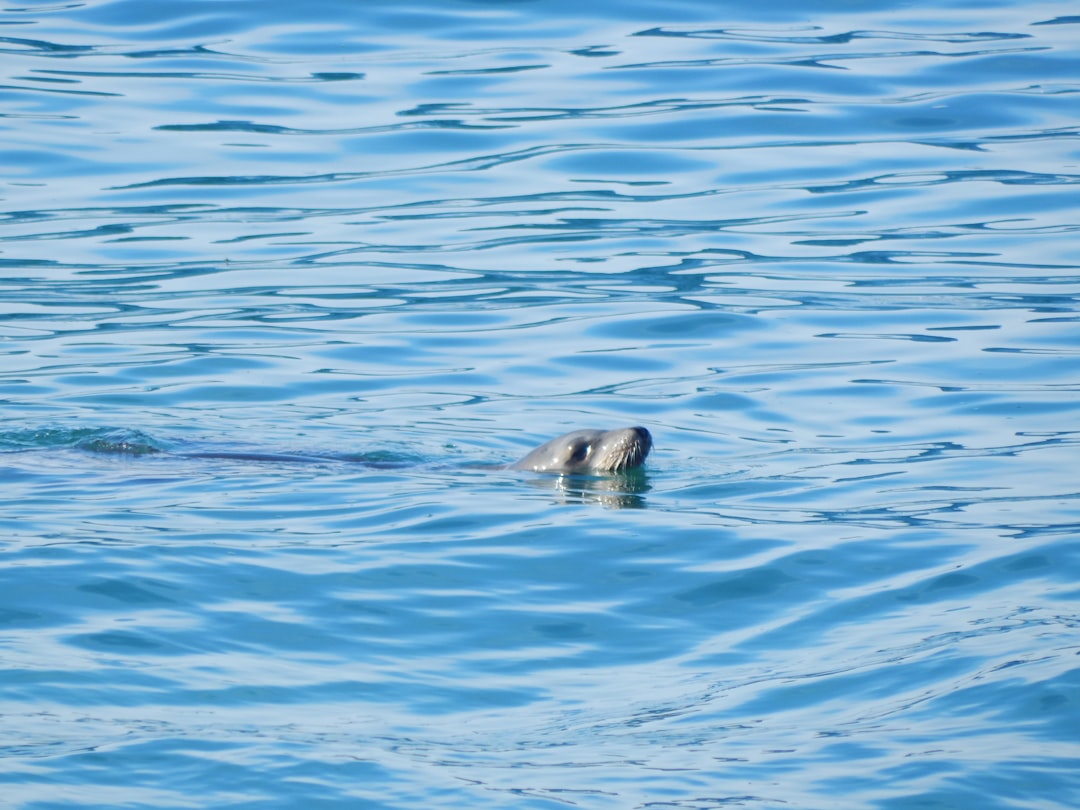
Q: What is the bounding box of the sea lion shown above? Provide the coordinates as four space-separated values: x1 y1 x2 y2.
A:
508 426 652 474
49 424 653 475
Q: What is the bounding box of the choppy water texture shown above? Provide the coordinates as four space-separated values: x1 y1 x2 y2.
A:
2 0 1079 807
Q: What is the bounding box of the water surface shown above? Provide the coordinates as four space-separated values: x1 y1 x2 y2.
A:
2 0 1079 808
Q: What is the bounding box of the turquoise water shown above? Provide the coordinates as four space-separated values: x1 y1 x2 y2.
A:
3 0 1079 807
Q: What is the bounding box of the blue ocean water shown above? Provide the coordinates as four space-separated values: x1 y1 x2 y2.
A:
2 0 1079 807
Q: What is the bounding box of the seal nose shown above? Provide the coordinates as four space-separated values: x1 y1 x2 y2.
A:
631 426 652 452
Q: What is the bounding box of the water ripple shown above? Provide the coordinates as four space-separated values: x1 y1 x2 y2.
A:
2 0 1080 808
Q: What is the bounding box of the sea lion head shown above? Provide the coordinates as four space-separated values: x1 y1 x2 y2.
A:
509 426 652 474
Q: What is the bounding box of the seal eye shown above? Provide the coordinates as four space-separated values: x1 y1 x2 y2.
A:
568 441 590 464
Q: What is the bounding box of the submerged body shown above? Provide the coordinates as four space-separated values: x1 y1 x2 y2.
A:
508 426 652 474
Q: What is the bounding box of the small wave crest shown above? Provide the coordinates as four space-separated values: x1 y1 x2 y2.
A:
0 427 166 456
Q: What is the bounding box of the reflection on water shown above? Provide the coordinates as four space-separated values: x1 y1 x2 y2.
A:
519 469 652 508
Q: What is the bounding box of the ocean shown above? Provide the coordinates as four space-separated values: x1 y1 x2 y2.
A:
1 1 1078 807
